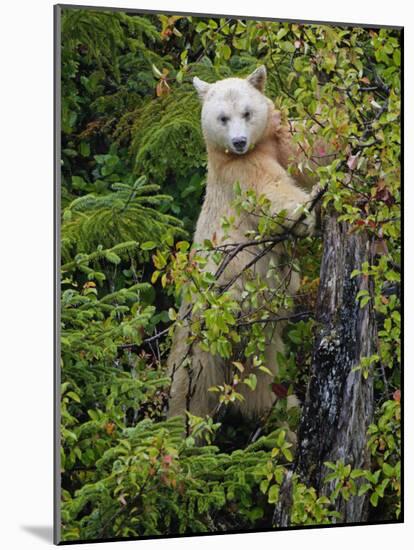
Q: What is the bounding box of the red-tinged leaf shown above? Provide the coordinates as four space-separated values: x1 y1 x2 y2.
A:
373 239 389 256
375 185 395 206
271 382 289 398
393 389 401 402
347 153 359 171
156 78 171 97
105 422 116 436
160 28 173 39
83 281 96 289
315 144 327 156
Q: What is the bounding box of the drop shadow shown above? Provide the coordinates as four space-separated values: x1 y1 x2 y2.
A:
21 525 54 543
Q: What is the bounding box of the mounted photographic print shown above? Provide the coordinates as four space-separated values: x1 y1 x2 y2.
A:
54 4 403 544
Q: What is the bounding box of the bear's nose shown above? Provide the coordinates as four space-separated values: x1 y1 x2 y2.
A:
232 137 247 151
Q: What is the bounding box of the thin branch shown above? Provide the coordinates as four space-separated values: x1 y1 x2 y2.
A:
117 186 326 355
237 310 311 328
217 186 327 294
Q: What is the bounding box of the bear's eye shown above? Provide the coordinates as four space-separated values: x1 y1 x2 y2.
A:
219 115 229 124
243 110 251 120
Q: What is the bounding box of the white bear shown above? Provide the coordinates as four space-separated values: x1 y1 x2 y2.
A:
167 66 317 423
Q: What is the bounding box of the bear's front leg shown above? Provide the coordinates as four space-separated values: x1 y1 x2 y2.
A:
262 178 318 238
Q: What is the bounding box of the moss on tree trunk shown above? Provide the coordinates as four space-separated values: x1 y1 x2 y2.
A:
275 212 376 525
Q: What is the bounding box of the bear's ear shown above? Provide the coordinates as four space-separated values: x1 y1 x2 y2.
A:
193 76 211 100
247 65 267 92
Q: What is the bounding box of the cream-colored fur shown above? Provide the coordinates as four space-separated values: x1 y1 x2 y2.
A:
167 66 317 421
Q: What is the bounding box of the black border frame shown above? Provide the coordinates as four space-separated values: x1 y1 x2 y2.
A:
53 4 404 545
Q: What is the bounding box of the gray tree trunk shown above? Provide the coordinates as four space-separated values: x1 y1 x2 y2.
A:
275 212 376 526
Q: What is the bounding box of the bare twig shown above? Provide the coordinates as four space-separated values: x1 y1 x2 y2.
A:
117 186 326 356
237 310 311 328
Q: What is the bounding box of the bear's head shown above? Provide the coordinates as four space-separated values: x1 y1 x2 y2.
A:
193 65 271 156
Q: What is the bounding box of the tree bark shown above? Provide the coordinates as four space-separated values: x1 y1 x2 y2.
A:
275 212 376 526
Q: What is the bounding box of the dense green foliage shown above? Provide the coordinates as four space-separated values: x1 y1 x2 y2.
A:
59 8 401 541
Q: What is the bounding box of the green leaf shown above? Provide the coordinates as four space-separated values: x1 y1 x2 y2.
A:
79 141 90 157
243 373 257 391
268 484 280 504
358 483 371 497
282 447 293 461
105 251 121 264
260 479 270 494
151 64 163 77
141 241 157 250
382 462 394 477
370 491 379 507
258 365 272 376
221 44 231 60
360 296 371 308
67 391 81 403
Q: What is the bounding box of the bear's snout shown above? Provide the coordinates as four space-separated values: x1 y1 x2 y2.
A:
232 136 248 153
